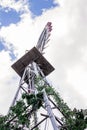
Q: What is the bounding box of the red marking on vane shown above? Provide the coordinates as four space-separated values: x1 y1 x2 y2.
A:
47 22 52 26
46 22 52 32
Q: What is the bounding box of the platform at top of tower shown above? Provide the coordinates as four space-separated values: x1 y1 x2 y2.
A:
12 47 54 77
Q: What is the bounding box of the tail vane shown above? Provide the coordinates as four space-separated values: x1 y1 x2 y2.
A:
36 22 52 53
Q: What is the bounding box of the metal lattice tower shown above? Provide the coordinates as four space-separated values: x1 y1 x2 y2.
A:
9 22 63 130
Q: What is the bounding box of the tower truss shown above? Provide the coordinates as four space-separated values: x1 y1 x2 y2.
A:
8 22 65 130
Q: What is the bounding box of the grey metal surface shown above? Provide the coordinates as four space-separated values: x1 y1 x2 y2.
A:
43 89 59 130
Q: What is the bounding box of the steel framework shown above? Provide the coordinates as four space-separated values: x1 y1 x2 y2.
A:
9 22 63 130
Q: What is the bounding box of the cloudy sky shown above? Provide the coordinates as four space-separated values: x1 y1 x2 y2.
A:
0 0 87 115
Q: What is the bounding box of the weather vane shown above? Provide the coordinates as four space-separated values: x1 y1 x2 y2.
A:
36 22 52 53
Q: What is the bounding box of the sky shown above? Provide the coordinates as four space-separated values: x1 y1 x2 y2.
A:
0 0 87 121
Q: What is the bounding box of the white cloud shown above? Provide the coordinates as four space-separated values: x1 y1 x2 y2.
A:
0 0 29 13
0 0 87 115
67 65 87 98
0 50 19 114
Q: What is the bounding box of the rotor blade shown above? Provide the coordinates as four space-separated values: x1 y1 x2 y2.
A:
36 22 52 53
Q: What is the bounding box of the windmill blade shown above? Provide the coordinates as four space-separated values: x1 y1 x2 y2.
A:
36 22 52 53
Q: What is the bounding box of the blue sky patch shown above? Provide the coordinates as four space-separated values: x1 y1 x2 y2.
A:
29 0 58 16
0 40 16 60
0 7 21 27
9 50 16 61
0 0 59 61
0 41 5 51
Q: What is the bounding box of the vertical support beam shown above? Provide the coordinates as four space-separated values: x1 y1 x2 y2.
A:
32 62 39 76
11 67 27 105
26 66 32 90
31 62 39 129
43 89 59 130
27 62 39 129
8 67 28 114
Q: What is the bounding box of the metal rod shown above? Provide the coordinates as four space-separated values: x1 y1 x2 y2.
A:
43 89 59 130
7 106 33 124
10 67 27 108
41 113 63 127
31 117 48 130
48 97 67 119
21 86 28 93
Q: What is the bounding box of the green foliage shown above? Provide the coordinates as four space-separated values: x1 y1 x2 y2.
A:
0 92 43 129
22 92 43 109
0 116 9 130
35 76 87 130
0 76 87 130
48 88 87 130
11 100 26 116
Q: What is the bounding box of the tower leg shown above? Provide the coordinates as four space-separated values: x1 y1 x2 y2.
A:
43 89 59 130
